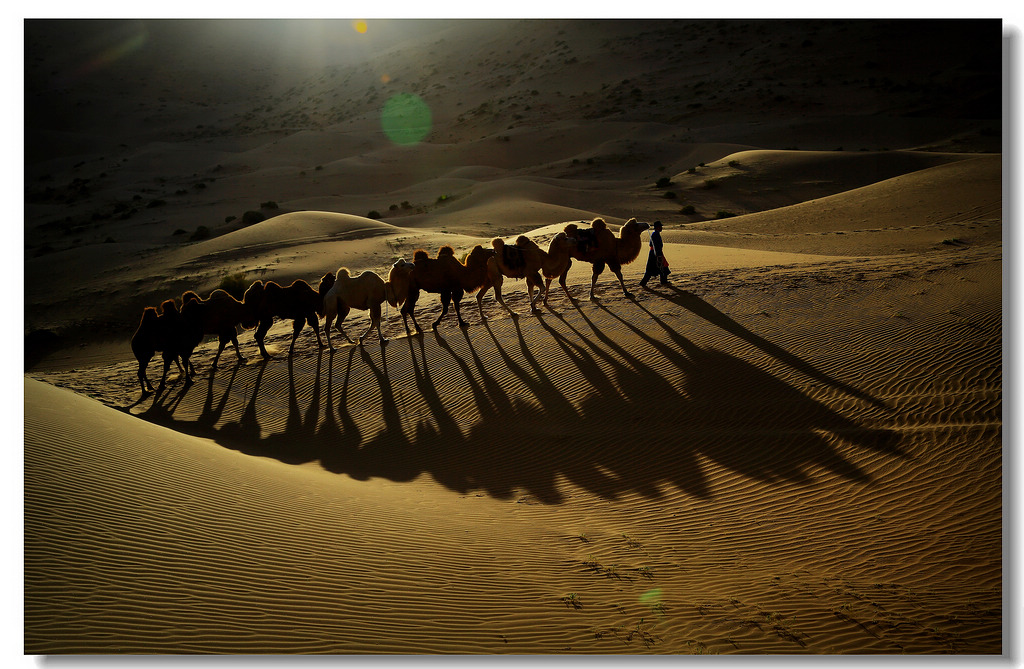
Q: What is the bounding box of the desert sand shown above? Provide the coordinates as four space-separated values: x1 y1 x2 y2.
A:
22 18 1004 655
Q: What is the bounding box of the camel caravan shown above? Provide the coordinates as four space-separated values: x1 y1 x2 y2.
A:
131 217 654 396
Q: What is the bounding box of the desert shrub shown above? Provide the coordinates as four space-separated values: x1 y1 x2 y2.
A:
225 215 237 223
218 272 249 300
389 204 399 211
401 201 412 209
436 194 451 204
190 226 210 241
703 179 718 189
173 228 187 235
681 205 696 215
260 201 278 209
728 160 740 167
715 211 737 219
242 210 265 225
663 191 677 199
656 177 672 188
687 167 697 174
367 210 382 219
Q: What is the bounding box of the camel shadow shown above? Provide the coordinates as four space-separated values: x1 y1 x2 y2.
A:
131 305 904 505
653 285 889 410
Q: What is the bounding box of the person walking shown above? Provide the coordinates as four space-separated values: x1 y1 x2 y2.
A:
639 220 669 287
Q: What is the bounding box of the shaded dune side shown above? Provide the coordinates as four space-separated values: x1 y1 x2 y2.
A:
680 154 1001 243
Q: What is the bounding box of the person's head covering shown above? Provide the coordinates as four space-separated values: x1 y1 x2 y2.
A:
653 220 663 230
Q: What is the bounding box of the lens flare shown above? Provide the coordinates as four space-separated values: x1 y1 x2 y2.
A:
78 31 148 76
639 588 663 606
353 20 368 34
381 93 432 145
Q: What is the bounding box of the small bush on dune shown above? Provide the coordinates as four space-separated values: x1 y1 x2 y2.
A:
242 210 265 225
190 226 210 241
715 210 737 219
681 205 696 215
218 271 249 300
367 210 382 219
656 177 672 188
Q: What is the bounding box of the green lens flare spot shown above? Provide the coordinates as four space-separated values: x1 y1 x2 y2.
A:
381 93 432 145
639 588 663 605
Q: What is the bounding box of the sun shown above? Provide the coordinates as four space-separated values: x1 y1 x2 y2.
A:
353 20 368 35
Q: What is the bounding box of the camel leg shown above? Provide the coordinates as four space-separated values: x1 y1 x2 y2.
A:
476 283 492 321
452 288 469 328
528 271 543 313
308 314 324 348
230 332 245 362
335 304 354 345
158 355 173 392
176 350 195 385
365 303 387 346
137 349 155 393
610 262 634 299
323 312 335 350
492 278 517 317
212 339 227 369
589 260 607 300
288 319 304 356
433 291 452 330
255 320 272 359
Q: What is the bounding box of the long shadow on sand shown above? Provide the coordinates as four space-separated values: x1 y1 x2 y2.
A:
134 296 903 505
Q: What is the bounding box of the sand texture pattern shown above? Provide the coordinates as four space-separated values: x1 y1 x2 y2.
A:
24 19 1002 655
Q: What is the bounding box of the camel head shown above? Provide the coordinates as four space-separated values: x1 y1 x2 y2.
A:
386 258 415 307
319 271 336 295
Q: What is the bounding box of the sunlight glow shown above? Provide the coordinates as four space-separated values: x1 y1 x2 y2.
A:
353 20 368 34
78 31 148 76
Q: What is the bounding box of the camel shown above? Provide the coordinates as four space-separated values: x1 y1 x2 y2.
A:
244 278 326 358
483 236 544 315
563 217 651 300
387 245 495 333
178 288 257 370
131 299 188 394
485 232 579 312
321 267 390 348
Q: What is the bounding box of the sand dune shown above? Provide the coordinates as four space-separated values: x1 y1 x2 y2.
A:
23 18 1003 656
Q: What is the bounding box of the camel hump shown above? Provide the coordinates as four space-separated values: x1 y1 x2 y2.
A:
336 267 351 279
413 249 430 262
592 217 607 231
160 299 179 315
438 245 456 257
141 306 158 322
491 237 505 250
625 217 638 224
182 290 201 305
515 235 532 248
